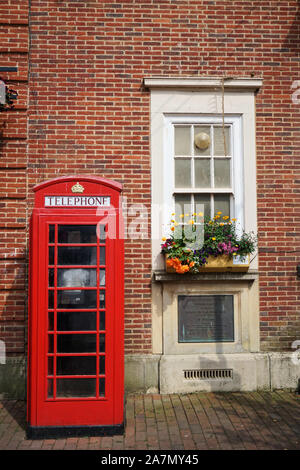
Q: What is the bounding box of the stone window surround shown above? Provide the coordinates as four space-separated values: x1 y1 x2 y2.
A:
145 77 263 356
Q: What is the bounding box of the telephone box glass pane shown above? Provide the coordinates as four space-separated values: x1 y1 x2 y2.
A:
57 268 97 287
48 312 54 331
48 269 54 287
99 378 105 397
57 311 97 331
48 334 54 353
100 311 105 330
49 246 54 265
99 334 105 353
57 334 96 353
48 357 54 375
57 247 97 265
56 378 96 398
57 356 97 376
100 291 105 309
47 379 53 398
58 225 97 244
100 247 106 265
100 269 105 286
49 225 55 243
48 291 54 308
99 356 105 374
98 224 106 242
57 289 97 309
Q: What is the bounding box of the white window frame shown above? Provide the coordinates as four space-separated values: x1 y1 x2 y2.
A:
163 114 243 233
146 77 262 271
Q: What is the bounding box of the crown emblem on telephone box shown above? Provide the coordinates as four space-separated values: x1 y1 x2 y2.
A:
71 182 85 193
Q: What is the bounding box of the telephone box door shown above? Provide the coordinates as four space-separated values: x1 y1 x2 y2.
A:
27 177 124 437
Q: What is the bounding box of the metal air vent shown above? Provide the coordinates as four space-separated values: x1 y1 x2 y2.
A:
183 369 233 380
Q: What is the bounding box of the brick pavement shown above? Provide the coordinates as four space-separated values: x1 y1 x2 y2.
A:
0 391 299 450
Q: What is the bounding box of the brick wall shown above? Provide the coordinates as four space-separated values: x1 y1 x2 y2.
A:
0 0 299 356
0 0 29 355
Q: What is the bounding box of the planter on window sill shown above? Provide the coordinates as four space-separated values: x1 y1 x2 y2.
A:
165 254 250 273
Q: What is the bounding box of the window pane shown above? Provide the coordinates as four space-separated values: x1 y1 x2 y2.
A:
214 126 230 156
56 378 96 398
57 334 96 353
174 194 192 219
194 194 211 219
174 126 191 155
175 159 191 188
58 225 97 244
57 290 97 309
214 194 230 217
194 159 211 188
57 268 97 287
57 311 97 331
57 356 96 376
57 247 97 266
214 159 231 188
194 126 211 156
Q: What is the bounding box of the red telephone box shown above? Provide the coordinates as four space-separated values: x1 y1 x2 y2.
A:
27 176 124 438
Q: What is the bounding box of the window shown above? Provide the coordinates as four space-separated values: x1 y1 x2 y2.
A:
146 77 261 271
164 115 243 230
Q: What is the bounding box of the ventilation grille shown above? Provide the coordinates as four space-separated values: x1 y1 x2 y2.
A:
184 369 233 380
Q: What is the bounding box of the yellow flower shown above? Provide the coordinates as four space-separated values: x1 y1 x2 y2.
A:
223 216 229 220
220 223 224 226
185 213 189 217
171 219 175 223
174 222 178 226
180 214 184 218
233 252 237 256
171 213 175 216
214 215 220 219
162 237 166 241
188 219 195 225
198 212 204 217
232 218 237 221
217 211 222 215
212 237 216 241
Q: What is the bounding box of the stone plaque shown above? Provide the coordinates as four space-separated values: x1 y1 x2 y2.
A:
178 295 234 342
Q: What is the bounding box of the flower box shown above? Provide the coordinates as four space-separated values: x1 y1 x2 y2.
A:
165 254 250 273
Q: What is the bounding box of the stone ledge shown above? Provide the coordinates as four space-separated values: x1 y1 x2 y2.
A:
153 270 259 283
143 77 263 91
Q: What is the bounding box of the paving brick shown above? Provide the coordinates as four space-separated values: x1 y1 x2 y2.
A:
0 392 299 450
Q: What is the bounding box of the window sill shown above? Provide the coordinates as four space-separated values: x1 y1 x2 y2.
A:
153 270 259 283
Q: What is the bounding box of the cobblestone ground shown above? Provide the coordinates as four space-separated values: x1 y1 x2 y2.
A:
0 391 299 450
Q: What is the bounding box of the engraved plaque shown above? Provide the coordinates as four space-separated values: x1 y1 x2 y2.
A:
178 295 234 342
